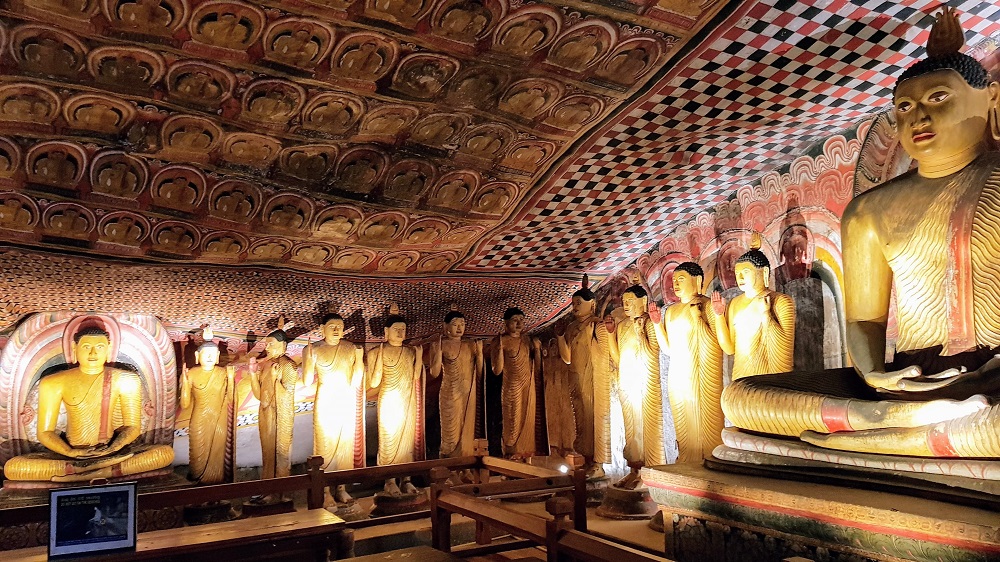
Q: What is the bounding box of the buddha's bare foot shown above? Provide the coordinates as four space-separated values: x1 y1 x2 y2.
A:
52 467 113 483
400 477 418 494
383 478 401 496
586 464 606 479
615 471 640 490
333 485 353 504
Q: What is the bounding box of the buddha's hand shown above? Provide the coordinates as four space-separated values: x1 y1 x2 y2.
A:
64 445 108 459
603 314 615 334
710 292 725 316
863 365 965 392
647 302 662 324
749 293 771 316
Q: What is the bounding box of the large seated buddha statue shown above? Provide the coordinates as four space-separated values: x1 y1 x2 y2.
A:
721 7 1000 459
3 317 174 483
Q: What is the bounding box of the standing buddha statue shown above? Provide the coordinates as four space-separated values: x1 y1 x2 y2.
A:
429 305 483 458
249 326 299 497
180 328 235 485
491 307 541 460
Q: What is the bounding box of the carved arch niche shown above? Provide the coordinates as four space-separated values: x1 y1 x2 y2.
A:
457 123 514 162
25 141 87 191
262 18 336 71
331 248 375 271
102 0 189 38
89 150 148 200
0 192 38 231
595 36 663 86
403 217 449 246
0 138 24 185
201 231 248 260
186 1 266 59
165 61 236 110
41 202 94 240
208 179 261 224
408 112 469 147
471 180 515 215
500 139 555 173
63 94 136 136
357 104 418 141
21 0 103 29
150 220 200 255
491 6 560 58
329 32 399 83
441 224 484 245
427 169 479 210
97 211 149 247
300 92 365 137
378 250 419 272
417 251 456 272
291 242 334 267
11 24 88 80
334 146 389 195
545 21 616 74
158 115 223 163
220 133 282 171
149 164 206 212
0 84 61 130
313 204 362 240
430 0 506 45
240 80 306 132
261 193 313 233
446 66 509 110
391 54 460 99
497 78 562 121
356 211 406 247
364 0 432 29
88 46 166 94
249 237 291 261
278 144 338 183
382 159 436 203
542 94 603 132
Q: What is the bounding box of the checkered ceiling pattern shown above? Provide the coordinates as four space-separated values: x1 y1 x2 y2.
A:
460 0 1000 274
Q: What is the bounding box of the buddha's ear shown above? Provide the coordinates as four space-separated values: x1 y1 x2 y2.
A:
194 348 202 365
762 266 771 289
989 82 1000 142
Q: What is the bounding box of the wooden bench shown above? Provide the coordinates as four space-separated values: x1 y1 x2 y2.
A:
351 545 462 561
6 509 345 562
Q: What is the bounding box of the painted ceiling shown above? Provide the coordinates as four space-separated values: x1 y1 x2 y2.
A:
1 0 999 339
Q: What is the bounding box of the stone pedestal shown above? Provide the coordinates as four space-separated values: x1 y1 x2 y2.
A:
642 463 1000 562
370 490 429 517
329 500 368 522
594 483 658 520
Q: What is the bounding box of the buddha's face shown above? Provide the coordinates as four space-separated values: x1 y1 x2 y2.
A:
263 336 285 358
76 334 110 373
894 69 992 169
385 322 407 346
322 319 344 343
735 262 767 298
445 318 466 338
504 314 524 336
622 291 646 319
197 346 220 370
672 271 701 302
571 296 595 319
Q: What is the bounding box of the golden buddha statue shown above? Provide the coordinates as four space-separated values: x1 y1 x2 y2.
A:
3 322 174 482
303 313 364 503
609 285 664 481
180 329 234 485
491 307 540 460
555 276 611 473
248 328 299 492
711 234 796 381
721 7 1000 458
429 306 483 458
650 263 724 462
368 307 423 494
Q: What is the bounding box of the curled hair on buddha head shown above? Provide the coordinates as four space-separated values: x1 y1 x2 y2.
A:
674 261 704 279
265 329 289 343
73 325 110 343
572 273 596 301
385 314 407 328
623 284 647 299
736 232 770 269
895 6 989 93
503 307 525 321
444 303 465 325
321 312 345 325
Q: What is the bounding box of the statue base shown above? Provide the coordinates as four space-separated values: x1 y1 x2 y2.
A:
241 497 295 517
370 489 428 517
2 467 174 490
642 463 1000 562
594 483 658 520
647 509 664 532
329 500 368 522
183 500 236 525
586 475 609 507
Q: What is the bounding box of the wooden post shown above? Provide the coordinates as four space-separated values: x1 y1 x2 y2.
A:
564 452 587 532
545 496 572 562
429 466 452 552
306 456 325 510
473 438 490 484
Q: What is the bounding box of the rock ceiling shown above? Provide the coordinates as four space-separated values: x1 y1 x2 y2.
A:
1 0 999 337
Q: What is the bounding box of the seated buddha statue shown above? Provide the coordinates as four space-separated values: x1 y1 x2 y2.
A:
721 7 1000 458
3 323 174 482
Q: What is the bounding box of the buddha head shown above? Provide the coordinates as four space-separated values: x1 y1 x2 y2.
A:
621 285 647 319
503 307 525 337
263 329 288 358
73 326 111 375
384 315 407 346
196 341 221 370
571 274 596 319
443 310 466 339
893 7 1000 177
321 313 345 344
672 262 704 303
735 245 770 299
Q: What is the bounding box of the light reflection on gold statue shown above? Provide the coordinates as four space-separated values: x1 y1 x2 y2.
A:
429 306 483 458
491 307 540 460
711 234 795 381
180 329 234 485
248 327 298 499
368 306 423 493
4 322 174 482
651 263 724 462
722 8 1000 458
303 313 363 503
608 285 664 484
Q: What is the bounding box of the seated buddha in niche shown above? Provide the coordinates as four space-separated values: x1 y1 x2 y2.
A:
465 132 503 158
214 190 253 221
95 162 140 197
97 56 154 86
22 38 80 77
205 236 242 256
473 186 510 214
339 158 378 192
439 1 490 42
549 32 602 72
503 86 548 117
397 61 449 98
602 47 651 83
168 125 214 152
317 214 355 237
284 151 330 181
1 93 55 123
117 0 175 32
374 0 424 21
157 177 198 206
48 208 88 234
498 18 547 56
267 205 306 229
175 72 224 103
246 90 298 122
307 101 356 134
197 13 253 48
271 30 321 67
386 169 426 200
3 321 174 482
155 226 194 251
338 42 386 80
430 178 470 208
72 103 125 134
720 8 1000 459
102 217 143 245
412 116 459 145
33 151 78 186
0 199 33 229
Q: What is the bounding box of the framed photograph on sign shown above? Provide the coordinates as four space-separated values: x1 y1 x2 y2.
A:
49 482 138 559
